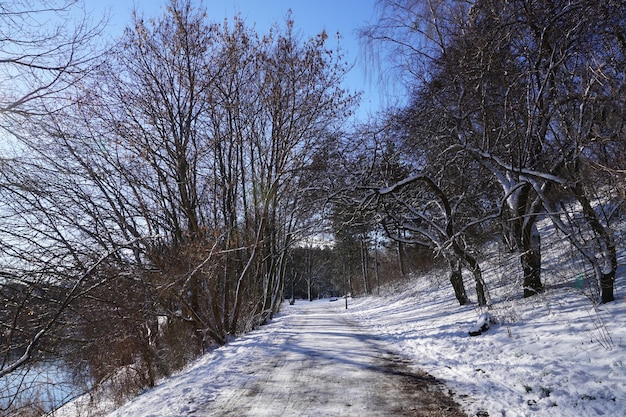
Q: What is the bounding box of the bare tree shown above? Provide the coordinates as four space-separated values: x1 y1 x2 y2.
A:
1 0 357 411
0 0 104 126
375 174 490 306
452 0 625 303
362 0 537 299
0 1 108 412
365 0 626 302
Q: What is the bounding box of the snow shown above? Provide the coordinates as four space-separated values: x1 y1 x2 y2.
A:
56 283 625 416
54 226 626 417
88 297 463 416
467 312 495 336
348 278 626 417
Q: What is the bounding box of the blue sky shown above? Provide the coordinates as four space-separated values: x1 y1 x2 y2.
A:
83 0 398 120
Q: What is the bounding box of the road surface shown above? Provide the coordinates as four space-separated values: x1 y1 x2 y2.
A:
196 301 466 416
107 300 467 417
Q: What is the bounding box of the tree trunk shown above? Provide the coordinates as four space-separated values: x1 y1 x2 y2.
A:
374 243 380 295
600 255 616 304
572 185 617 303
451 243 488 306
469 262 488 307
361 238 370 294
447 258 468 305
509 184 544 298
229 218 265 335
521 221 544 298
397 231 406 278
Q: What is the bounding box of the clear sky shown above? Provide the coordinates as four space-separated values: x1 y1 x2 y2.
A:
82 0 397 120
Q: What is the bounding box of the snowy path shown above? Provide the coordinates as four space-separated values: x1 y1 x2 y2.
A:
106 300 466 417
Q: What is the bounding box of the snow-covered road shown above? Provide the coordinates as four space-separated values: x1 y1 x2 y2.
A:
106 300 466 417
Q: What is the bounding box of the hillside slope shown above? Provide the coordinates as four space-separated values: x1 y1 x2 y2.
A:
349 271 625 416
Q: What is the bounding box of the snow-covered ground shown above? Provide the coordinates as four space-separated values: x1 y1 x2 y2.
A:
87 298 465 417
57 279 625 416
343 221 626 417
55 225 626 417
349 276 626 417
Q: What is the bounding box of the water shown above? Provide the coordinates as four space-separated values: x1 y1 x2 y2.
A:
0 361 84 414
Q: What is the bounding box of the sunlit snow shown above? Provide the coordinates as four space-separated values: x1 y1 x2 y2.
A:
55 222 625 417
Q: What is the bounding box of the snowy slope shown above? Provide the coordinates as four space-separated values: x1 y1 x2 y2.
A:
345 219 626 417
349 275 626 417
